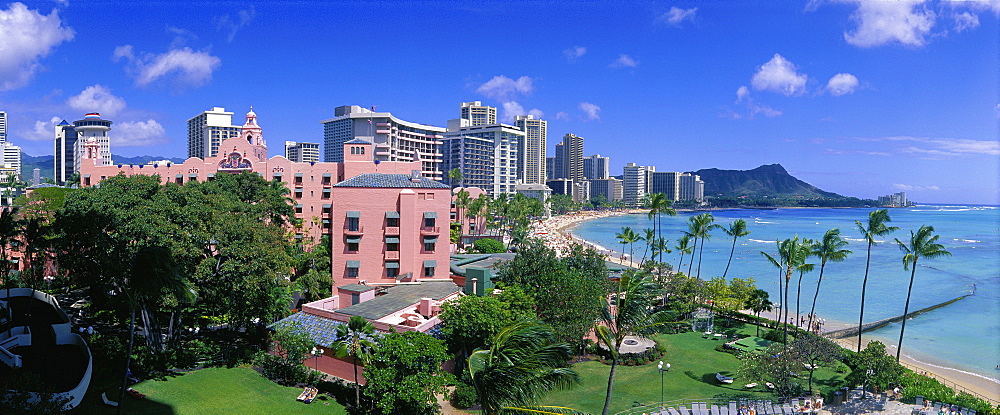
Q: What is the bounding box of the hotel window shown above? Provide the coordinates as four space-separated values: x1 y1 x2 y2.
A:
294 173 303 184
386 261 399 278
424 260 436 277
386 236 399 252
322 173 332 184
346 211 361 231
294 189 302 199
385 211 400 227
423 212 436 228
346 260 360 278
295 204 303 214
322 189 331 199
346 238 360 252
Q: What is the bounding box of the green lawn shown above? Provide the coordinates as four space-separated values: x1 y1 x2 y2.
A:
77 367 347 415
541 331 848 415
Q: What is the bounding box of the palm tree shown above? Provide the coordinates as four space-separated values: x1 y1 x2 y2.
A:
615 226 640 266
807 229 851 332
855 209 899 352
721 219 750 279
794 239 815 329
687 213 718 279
744 289 773 337
117 246 194 415
0 207 19 309
894 225 951 362
448 168 464 188
468 322 579 415
674 234 693 274
647 193 675 264
332 315 376 409
596 271 670 415
640 228 656 263
761 237 810 344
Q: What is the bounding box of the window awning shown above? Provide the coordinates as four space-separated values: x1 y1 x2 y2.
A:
385 237 400 243
295 204 303 208
322 173 332 178
385 262 400 269
346 236 361 243
207 173 215 178
294 173 304 177
322 219 330 224
423 260 437 268
423 236 439 243
83 174 91 178
322 189 331 193
346 260 360 268
346 211 361 218
385 211 400 219
189 174 198 178
273 172 283 177
175 174 183 178
323 204 332 209
423 212 437 218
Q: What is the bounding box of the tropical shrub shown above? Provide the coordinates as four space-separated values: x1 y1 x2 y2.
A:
450 382 478 409
473 238 505 253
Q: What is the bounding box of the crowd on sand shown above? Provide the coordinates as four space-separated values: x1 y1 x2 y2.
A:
529 209 640 261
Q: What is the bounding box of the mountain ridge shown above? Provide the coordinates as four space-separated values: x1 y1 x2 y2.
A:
691 163 843 198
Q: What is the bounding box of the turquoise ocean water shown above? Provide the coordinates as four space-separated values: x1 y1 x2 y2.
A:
569 205 1000 383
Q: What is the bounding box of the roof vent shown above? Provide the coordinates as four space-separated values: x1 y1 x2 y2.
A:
410 170 422 182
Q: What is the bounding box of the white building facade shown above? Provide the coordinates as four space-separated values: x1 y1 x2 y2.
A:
187 107 242 159
72 113 112 174
514 114 547 185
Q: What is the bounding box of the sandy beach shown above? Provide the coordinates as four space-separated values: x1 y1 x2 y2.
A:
537 210 1000 405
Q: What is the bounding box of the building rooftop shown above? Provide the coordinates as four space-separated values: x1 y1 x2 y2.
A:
334 173 450 189
338 283 378 293
337 281 460 320
270 311 346 347
449 253 516 276
343 138 371 144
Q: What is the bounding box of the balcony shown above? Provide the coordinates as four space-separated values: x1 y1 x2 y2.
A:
384 226 400 235
343 225 364 236
420 226 440 235
384 251 400 260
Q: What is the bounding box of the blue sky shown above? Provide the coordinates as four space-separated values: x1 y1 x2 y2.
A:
0 0 996 204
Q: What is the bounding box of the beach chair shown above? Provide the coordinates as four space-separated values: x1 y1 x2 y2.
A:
711 404 722 415
729 401 738 415
694 402 708 415
934 403 942 412
667 407 682 415
916 396 924 407
679 405 690 415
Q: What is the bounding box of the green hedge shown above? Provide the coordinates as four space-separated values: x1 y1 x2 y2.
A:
899 372 998 415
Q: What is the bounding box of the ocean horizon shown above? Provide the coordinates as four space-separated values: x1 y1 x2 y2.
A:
568 204 1000 384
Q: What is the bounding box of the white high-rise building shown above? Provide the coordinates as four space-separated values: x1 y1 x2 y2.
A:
0 111 7 143
583 154 610 180
73 113 113 174
188 107 242 159
623 163 653 205
514 115 547 184
460 101 497 126
442 122 523 195
285 141 320 163
678 173 704 202
322 105 446 180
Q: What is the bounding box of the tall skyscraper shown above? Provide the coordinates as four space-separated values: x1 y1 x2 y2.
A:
649 171 681 201
552 143 566 179
678 173 704 202
623 163 653 205
72 113 113 174
561 133 584 181
589 178 623 201
514 114 547 184
459 101 496 126
187 107 241 159
0 111 7 143
285 141 320 163
442 122 523 195
54 120 77 185
583 154 610 180
321 105 446 180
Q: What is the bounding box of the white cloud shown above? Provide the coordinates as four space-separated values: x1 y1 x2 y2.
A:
953 11 980 32
500 101 544 123
844 0 935 48
214 6 256 42
579 102 601 121
555 111 570 121
23 116 62 141
751 54 808 96
66 85 127 116
826 73 859 96
113 45 222 87
563 46 586 62
610 54 638 68
113 119 168 147
0 3 74 91
856 135 1000 157
736 86 750 102
659 6 697 26
475 75 534 101
892 183 940 191
945 0 1000 16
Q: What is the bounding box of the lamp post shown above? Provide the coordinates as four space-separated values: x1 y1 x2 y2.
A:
658 361 670 407
311 347 324 372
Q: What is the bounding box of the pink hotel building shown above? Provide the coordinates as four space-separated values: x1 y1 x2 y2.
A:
78 108 455 289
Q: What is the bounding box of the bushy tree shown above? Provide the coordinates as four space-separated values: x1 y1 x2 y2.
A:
440 285 536 365
787 334 842 393
258 321 313 384
473 238 506 253
846 341 905 395
364 331 453 415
